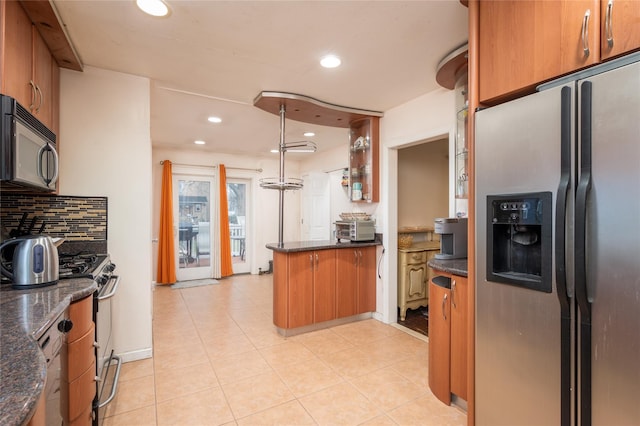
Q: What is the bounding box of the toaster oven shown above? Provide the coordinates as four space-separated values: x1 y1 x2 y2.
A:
334 220 375 242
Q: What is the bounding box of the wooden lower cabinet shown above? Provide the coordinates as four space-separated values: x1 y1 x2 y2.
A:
450 274 468 399
272 246 376 331
336 246 376 317
356 246 376 313
336 249 358 318
428 272 468 404
313 250 337 323
428 276 451 404
61 295 96 425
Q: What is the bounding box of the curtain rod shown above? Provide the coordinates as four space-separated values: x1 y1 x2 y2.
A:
159 160 262 173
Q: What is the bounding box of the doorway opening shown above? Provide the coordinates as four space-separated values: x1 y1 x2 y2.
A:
173 173 214 282
395 137 450 337
226 178 251 274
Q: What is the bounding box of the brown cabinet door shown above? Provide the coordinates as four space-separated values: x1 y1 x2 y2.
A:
64 324 96 382
32 26 54 128
428 276 451 405
479 0 599 104
287 251 314 328
600 0 640 60
450 275 468 400
2 0 33 107
272 252 288 328
61 360 96 423
336 248 358 318
67 296 94 342
357 246 376 314
313 249 336 323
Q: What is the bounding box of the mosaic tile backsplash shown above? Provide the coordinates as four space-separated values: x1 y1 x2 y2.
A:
0 195 107 241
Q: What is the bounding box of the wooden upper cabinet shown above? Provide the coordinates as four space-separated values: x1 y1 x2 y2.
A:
2 0 34 106
479 0 600 104
600 0 640 60
32 26 55 127
1 1 59 131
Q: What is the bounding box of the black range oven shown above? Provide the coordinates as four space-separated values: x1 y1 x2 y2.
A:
59 253 121 426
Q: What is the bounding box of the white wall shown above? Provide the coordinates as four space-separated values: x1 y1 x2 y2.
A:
380 87 457 324
151 148 302 275
59 66 153 362
300 143 382 230
397 139 449 228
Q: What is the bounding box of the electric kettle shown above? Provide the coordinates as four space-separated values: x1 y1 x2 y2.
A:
0 235 60 288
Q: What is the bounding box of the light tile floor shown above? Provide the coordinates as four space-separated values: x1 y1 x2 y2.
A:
103 274 466 426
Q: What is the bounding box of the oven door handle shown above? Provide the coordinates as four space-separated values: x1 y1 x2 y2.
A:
98 353 122 408
98 275 120 301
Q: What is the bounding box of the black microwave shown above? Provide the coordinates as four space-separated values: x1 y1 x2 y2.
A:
0 94 58 192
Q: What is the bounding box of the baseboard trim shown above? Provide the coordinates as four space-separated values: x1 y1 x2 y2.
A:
117 347 152 363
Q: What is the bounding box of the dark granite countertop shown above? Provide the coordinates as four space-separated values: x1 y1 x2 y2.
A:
266 238 382 253
0 278 97 426
428 257 468 277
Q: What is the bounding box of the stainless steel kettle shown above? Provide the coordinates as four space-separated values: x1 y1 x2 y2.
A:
0 235 60 288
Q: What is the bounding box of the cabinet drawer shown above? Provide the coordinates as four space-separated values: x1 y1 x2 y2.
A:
67 296 94 342
399 250 427 265
64 324 95 381
61 360 96 422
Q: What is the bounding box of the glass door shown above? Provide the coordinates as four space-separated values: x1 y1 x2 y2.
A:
226 178 250 274
173 174 214 281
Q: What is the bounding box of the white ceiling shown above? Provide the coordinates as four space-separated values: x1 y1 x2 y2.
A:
53 1 468 156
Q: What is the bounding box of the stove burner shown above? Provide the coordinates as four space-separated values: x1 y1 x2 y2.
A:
58 254 109 279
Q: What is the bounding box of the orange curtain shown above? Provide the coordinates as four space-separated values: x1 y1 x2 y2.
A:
219 164 234 277
156 161 176 284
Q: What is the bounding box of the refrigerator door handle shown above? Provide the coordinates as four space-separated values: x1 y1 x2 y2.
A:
556 86 572 308
556 86 573 426
576 80 593 426
576 81 593 320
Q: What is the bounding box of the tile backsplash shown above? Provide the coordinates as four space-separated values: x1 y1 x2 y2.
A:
0 194 107 240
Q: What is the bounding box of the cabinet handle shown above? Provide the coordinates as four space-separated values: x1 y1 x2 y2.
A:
581 9 591 58
315 253 319 267
354 250 358 266
442 294 448 321
309 254 313 268
35 84 43 113
605 0 614 49
451 279 457 308
29 80 37 111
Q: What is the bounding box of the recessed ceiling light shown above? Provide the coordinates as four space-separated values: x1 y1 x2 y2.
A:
320 55 341 68
304 132 315 137
270 149 279 153
194 140 206 145
208 116 222 123
136 0 170 17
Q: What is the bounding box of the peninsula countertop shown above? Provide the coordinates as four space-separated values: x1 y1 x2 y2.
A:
266 238 382 253
428 257 468 277
0 278 97 426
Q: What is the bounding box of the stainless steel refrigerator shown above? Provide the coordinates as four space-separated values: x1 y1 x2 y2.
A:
475 53 640 426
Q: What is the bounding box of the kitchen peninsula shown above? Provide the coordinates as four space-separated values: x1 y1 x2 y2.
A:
267 239 382 336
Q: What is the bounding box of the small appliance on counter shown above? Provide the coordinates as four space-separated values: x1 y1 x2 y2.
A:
0 234 62 288
434 217 467 259
335 212 375 242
